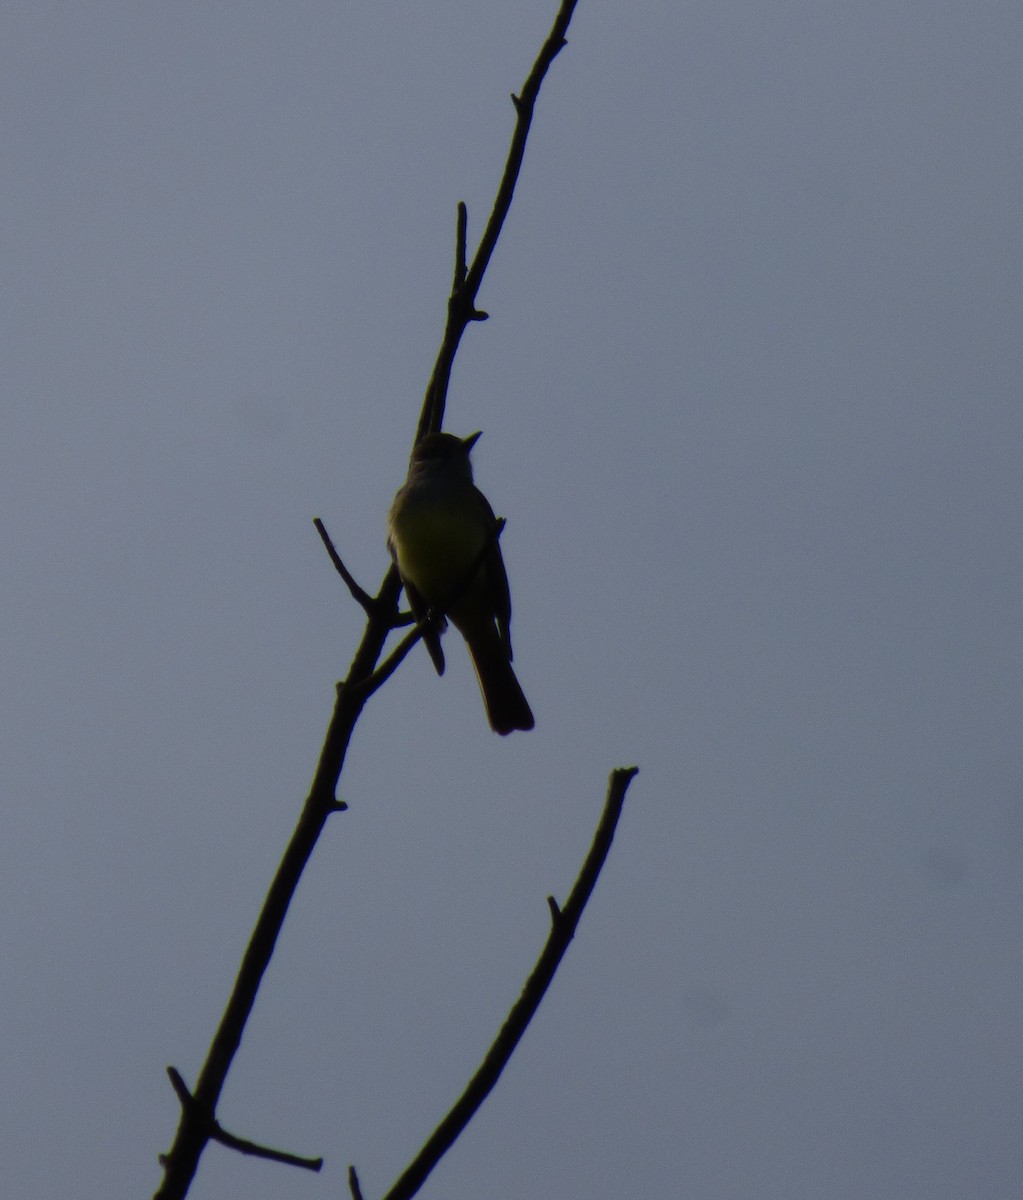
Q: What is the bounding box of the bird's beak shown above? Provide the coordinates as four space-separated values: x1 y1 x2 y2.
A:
462 430 483 453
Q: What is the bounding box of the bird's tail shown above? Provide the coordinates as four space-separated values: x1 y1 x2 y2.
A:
463 623 534 735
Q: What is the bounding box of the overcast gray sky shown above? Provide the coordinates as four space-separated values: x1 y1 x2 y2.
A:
3 2 1022 1197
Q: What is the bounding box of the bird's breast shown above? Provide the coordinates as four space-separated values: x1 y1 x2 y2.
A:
389 485 488 604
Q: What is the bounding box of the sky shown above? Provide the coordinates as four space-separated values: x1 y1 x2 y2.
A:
3 1 1022 1197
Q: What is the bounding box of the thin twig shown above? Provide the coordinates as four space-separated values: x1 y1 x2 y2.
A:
210 1125 323 1172
163 1068 323 1172
380 767 639 1200
453 201 469 290
314 517 378 614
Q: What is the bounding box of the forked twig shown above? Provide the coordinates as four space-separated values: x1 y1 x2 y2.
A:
163 1069 323 1173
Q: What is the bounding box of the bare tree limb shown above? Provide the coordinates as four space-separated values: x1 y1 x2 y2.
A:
154 3 589 1196
376 766 639 1200
417 0 581 443
162 1068 323 1172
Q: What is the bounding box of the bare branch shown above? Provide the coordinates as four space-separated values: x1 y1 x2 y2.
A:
162 1067 197 1131
154 4 589 1195
162 1068 322 1173
453 201 469 290
314 517 379 615
209 1126 323 1173
380 766 639 1200
418 0 581 441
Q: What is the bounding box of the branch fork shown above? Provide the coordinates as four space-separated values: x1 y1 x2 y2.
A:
163 1068 323 1173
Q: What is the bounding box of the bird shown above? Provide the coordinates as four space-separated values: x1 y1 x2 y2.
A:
387 431 534 734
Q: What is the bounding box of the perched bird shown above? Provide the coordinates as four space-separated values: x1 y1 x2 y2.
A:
387 431 534 734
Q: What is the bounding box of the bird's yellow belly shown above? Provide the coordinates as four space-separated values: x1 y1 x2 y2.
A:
391 501 487 604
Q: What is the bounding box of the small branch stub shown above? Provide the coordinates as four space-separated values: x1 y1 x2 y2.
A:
454 202 469 288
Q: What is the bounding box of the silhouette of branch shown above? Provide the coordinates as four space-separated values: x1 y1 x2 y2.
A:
348 1165 366 1200
162 1068 323 1172
373 767 638 1200
313 517 378 614
418 0 581 442
154 4 591 1197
